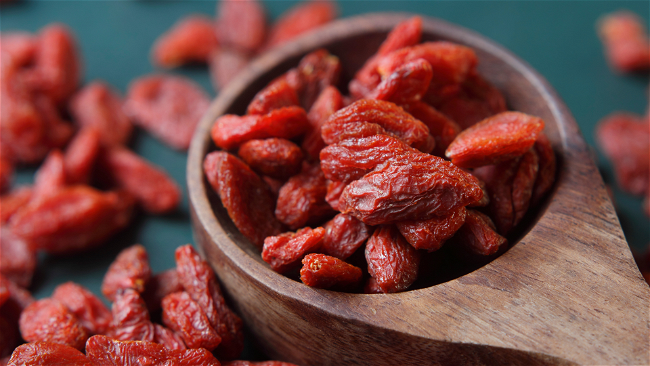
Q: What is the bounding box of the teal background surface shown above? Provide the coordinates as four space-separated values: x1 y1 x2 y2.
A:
2 0 649 361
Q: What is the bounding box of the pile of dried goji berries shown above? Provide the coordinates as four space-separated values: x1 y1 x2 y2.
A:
595 10 650 282
204 16 557 294
3 244 297 365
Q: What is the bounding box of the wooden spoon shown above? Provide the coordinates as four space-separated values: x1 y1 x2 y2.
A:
188 13 649 366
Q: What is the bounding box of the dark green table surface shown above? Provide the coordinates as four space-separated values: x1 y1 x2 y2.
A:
2 0 649 361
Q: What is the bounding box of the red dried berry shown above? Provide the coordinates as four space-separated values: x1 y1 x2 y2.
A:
453 209 507 256
209 47 251 90
203 151 282 248
265 0 337 49
324 180 346 211
109 288 155 342
0 226 37 288
473 158 520 236
262 227 326 273
19 298 88 350
152 15 218 68
396 206 467 252
238 138 304 180
162 291 221 351
302 85 344 160
0 155 13 193
247 78 300 115
52 282 112 336
153 324 186 351
512 148 539 227
7 342 91 366
142 268 184 313
1 187 33 224
445 111 545 168
290 49 342 111
367 59 433 105
365 225 420 293
531 132 556 206
32 150 67 203
598 11 650 72
63 127 101 185
101 244 152 302
300 253 362 290
321 213 372 260
216 0 266 53
404 100 461 157
124 74 210 150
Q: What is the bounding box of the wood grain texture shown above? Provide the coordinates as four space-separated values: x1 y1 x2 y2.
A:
187 13 650 366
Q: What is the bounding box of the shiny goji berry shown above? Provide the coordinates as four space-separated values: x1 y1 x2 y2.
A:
203 151 282 247
275 163 335 230
452 209 507 256
211 106 309 150
101 244 152 302
99 146 181 214
238 138 304 180
216 0 266 54
325 180 345 211
339 154 483 225
291 49 342 111
404 100 461 157
152 15 218 68
302 85 344 160
63 127 101 185
124 74 210 150
7 342 91 366
52 282 112 336
246 78 300 115
365 225 420 293
512 149 539 227
264 0 337 49
367 59 433 105
153 323 186 350
19 298 88 350
445 111 545 168
109 288 155 342
300 253 362 291
0 226 37 288
85 335 221 366
321 213 372 260
0 186 32 224
321 99 433 153
473 158 520 235
262 227 326 273
68 81 133 147
32 150 66 203
9 186 134 254
143 268 183 313
598 11 650 72
396 206 467 252
531 132 556 206
209 47 251 90
162 291 221 351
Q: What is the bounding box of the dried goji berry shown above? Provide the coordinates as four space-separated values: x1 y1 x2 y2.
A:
365 225 420 293
109 288 155 342
321 213 372 260
68 81 133 147
153 323 186 350
396 206 467 252
339 154 483 225
52 282 112 336
300 253 362 291
85 335 221 366
445 111 545 168
32 150 67 203
246 78 300 115
302 85 344 160
596 112 649 196
9 186 134 254
19 298 88 350
0 226 37 288
211 106 309 150
367 59 433 105
162 291 221 351
216 0 266 54
264 0 337 49
124 74 210 150
404 100 461 157
63 127 101 185
238 138 304 180
203 151 282 247
99 146 181 214
7 342 91 366
291 49 342 111
325 180 346 211
275 163 335 230
0 275 34 315
0 186 32 224
512 148 539 227
209 47 251 90
142 268 183 313
152 15 218 68
363 277 383 294
531 132 556 206
321 99 433 153
473 158 520 236
598 11 650 72
0 33 38 68
0 276 33 357
262 227 326 273
101 244 152 302
452 209 507 256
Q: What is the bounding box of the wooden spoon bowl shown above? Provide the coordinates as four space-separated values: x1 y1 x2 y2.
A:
188 13 649 366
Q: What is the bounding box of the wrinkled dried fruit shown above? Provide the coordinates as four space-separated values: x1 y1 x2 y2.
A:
68 81 133 147
321 213 372 260
32 150 66 203
19 298 88 350
396 206 467 252
366 225 420 293
262 227 326 273
512 149 539 226
238 138 304 180
300 253 362 290
162 291 221 351
153 324 186 351
0 187 33 224
453 209 507 256
100 146 181 214
85 335 221 366
445 111 545 168
367 59 433 105
473 158 520 235
152 15 218 68
324 180 346 211
531 132 556 206
124 74 210 150
0 226 37 287
275 163 335 230
598 11 650 72
63 127 101 185
52 282 112 336
404 101 461 157
322 99 432 153
302 86 344 160
7 342 91 366
10 186 134 254
211 106 309 150
209 47 251 90
265 0 337 49
247 78 299 116
101 244 152 302
204 151 282 247
290 49 342 110
216 0 266 53
143 268 183 313
109 288 155 342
